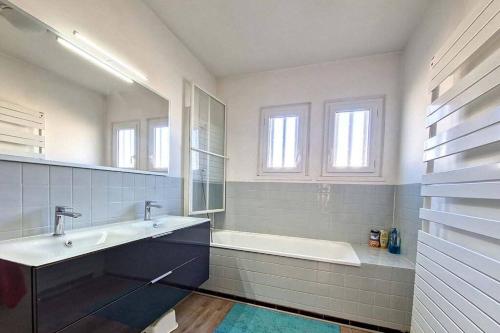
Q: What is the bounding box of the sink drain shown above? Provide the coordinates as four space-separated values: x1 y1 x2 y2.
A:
64 240 73 248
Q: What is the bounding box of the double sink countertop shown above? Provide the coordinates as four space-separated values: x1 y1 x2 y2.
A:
0 215 209 267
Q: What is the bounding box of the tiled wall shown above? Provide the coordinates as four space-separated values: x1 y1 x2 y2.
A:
203 247 414 332
215 182 395 244
0 161 182 241
393 184 422 263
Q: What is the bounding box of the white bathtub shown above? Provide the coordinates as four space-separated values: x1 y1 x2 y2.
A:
211 229 361 266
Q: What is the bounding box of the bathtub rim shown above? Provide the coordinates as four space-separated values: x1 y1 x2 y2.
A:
210 229 361 267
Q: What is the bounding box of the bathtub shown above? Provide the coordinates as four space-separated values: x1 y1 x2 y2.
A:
211 229 361 266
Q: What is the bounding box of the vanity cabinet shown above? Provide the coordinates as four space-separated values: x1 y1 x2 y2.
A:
0 222 210 333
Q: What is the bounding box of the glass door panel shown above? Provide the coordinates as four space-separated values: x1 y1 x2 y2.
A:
190 150 208 212
209 98 225 156
192 87 209 151
188 85 226 214
208 155 224 210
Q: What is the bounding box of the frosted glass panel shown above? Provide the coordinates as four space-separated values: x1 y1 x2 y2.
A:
208 155 224 210
190 86 226 214
332 110 369 168
191 150 208 212
267 116 298 169
192 87 209 151
209 98 225 156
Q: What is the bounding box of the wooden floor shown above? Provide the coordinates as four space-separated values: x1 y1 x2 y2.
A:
173 293 373 333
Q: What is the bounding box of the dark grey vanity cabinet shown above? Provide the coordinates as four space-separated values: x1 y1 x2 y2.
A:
0 222 210 333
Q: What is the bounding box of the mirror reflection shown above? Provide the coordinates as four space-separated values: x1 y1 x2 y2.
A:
0 6 169 172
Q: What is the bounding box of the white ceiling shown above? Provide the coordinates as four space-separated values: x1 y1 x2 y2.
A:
145 0 430 78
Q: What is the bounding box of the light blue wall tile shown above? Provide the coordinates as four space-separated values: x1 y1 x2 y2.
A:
217 181 395 244
23 164 49 185
0 161 21 184
0 160 179 240
49 166 72 187
91 170 108 188
73 168 91 187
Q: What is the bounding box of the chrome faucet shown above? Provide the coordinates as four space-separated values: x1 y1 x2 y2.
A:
53 206 82 236
144 200 162 221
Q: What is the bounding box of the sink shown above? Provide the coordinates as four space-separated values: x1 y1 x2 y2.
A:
0 227 141 266
0 230 105 264
0 215 210 266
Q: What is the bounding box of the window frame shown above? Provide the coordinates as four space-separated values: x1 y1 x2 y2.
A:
258 103 310 176
322 96 384 177
112 120 140 170
147 117 170 172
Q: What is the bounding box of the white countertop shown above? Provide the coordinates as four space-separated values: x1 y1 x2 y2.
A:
0 215 209 267
352 244 415 269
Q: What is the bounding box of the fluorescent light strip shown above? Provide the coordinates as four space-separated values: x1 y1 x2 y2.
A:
56 37 134 84
73 31 147 81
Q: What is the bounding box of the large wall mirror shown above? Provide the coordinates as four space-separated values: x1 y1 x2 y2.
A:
0 3 169 173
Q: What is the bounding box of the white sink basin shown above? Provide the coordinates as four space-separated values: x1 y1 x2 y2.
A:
0 215 209 267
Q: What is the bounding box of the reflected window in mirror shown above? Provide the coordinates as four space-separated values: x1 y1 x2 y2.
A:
148 118 169 172
112 121 139 169
0 4 170 173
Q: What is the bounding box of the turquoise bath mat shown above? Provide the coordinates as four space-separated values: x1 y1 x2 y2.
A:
215 303 340 333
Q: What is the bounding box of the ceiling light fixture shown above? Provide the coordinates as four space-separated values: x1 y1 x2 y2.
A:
56 36 134 84
73 31 147 82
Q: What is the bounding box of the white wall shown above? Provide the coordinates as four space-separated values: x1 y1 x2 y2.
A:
0 51 106 165
397 0 487 184
8 0 216 177
217 52 402 184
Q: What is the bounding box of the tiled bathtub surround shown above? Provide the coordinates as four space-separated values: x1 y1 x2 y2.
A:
202 247 414 332
393 184 422 263
215 182 395 244
0 161 182 240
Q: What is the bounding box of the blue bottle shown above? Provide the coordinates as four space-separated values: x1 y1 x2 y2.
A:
388 227 401 254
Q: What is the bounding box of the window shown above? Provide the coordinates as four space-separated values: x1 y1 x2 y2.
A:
148 118 170 171
259 103 309 175
323 97 383 176
112 121 139 169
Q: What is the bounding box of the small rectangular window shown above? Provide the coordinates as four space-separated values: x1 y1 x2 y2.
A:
259 103 309 175
323 97 383 176
112 121 139 169
148 118 169 171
